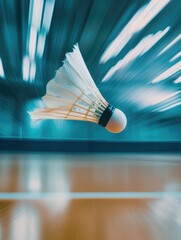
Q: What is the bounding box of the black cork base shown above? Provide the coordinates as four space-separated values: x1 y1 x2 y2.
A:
98 104 115 127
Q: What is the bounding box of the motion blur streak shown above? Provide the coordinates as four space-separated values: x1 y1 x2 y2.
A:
170 51 181 62
24 0 55 81
102 27 170 82
159 101 181 112
22 56 30 81
152 61 181 83
100 0 170 63
42 0 56 32
150 91 180 105
37 31 47 57
24 0 42 81
28 26 37 60
30 0 44 30
29 60 36 82
174 77 181 84
0 58 5 79
158 34 181 56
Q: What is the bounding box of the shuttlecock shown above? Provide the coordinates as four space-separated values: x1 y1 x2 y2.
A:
29 44 127 133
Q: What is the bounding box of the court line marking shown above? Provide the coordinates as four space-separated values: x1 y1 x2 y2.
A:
0 192 181 200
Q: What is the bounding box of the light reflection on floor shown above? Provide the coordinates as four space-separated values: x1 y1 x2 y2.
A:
0 153 181 240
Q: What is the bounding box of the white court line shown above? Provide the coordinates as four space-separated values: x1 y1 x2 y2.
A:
0 192 181 200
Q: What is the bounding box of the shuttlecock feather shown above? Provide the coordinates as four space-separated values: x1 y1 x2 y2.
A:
29 44 127 133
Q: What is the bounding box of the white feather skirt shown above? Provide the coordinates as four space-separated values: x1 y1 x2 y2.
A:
29 44 108 123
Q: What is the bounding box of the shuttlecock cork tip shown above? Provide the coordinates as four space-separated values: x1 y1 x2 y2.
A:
105 108 127 133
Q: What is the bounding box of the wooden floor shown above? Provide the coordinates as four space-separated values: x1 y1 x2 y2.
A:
0 153 181 240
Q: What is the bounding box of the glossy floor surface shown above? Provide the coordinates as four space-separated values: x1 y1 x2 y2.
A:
0 153 181 240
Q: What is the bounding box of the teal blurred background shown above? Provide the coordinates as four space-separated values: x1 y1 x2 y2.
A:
0 0 180 141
